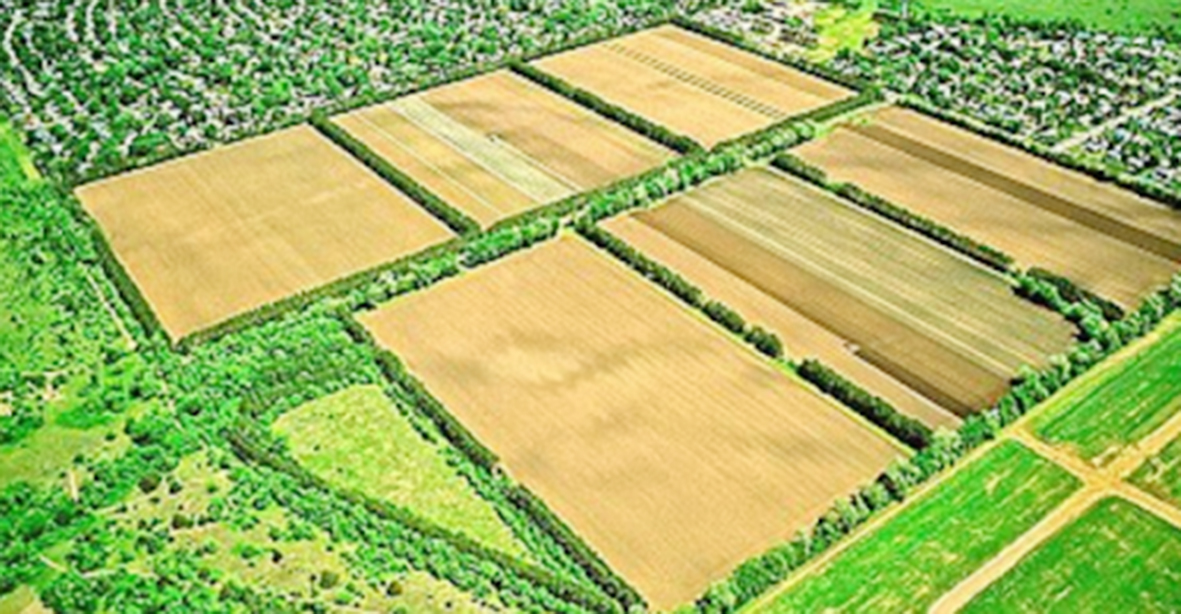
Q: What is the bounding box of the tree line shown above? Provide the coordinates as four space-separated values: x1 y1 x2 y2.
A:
797 359 934 450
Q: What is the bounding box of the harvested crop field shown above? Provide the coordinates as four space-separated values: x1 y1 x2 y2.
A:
360 237 901 610
75 126 453 340
532 25 852 147
794 106 1181 307
332 70 673 226
620 168 1074 416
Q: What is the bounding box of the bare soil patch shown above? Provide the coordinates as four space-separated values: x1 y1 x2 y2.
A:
630 168 1074 416
795 107 1181 307
532 25 852 147
75 125 453 339
333 71 672 226
360 237 900 610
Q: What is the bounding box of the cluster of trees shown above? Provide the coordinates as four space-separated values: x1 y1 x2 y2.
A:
509 61 704 155
797 360 934 449
694 271 1181 614
772 154 1016 272
309 112 481 235
577 220 783 358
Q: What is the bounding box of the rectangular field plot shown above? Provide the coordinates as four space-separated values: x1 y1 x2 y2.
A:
1132 434 1181 511
360 237 901 610
75 126 453 340
794 106 1181 307
617 168 1073 417
332 70 673 226
961 497 1181 613
1031 313 1181 464
271 385 526 558
532 25 852 147
751 441 1081 613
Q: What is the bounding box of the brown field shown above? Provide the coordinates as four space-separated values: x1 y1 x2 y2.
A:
532 25 852 147
333 70 673 226
603 215 961 430
360 237 901 611
75 125 454 340
622 168 1075 416
794 106 1181 307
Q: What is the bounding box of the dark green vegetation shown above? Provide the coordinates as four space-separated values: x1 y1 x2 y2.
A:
797 360 932 450
961 497 1181 613
1131 435 1181 510
751 441 1080 613
1031 313 1181 462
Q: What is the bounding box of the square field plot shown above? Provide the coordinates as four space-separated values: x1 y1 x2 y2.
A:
794 106 1181 307
360 237 901 610
609 168 1074 418
532 25 853 147
332 70 674 227
76 126 454 340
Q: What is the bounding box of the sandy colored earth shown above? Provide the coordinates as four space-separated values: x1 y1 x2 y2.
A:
794 107 1181 307
333 71 672 226
75 125 453 340
628 168 1074 416
533 25 851 147
360 237 900 611
603 214 961 430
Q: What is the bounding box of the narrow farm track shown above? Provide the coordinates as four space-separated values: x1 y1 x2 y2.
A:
932 417 1181 612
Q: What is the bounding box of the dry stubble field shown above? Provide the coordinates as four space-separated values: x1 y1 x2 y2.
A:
618 168 1074 417
794 107 1181 307
360 237 901 611
532 25 852 147
332 70 673 226
76 125 454 340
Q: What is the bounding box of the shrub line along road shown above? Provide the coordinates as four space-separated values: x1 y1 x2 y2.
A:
740 382 1181 614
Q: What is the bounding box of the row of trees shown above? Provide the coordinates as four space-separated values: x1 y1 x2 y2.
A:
797 360 934 450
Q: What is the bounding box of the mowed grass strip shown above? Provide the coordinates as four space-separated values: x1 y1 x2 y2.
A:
0 122 38 187
532 25 851 147
75 125 454 340
1031 313 1181 463
272 385 526 558
961 497 1181 613
748 441 1081 613
1131 434 1181 509
361 237 900 610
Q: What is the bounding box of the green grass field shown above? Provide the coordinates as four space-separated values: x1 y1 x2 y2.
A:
898 0 1181 37
1131 435 1181 509
748 441 1081 613
1030 313 1181 464
962 497 1181 612
272 385 526 558
0 121 38 187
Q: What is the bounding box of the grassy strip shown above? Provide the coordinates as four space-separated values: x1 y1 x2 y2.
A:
962 497 1181 612
753 441 1081 613
225 423 623 614
901 96 1181 210
510 61 705 155
797 359 933 449
1130 434 1181 509
772 153 1015 272
309 111 480 235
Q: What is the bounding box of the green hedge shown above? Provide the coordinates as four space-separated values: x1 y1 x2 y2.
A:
797 359 933 449
772 154 1016 272
510 61 705 155
309 112 480 236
